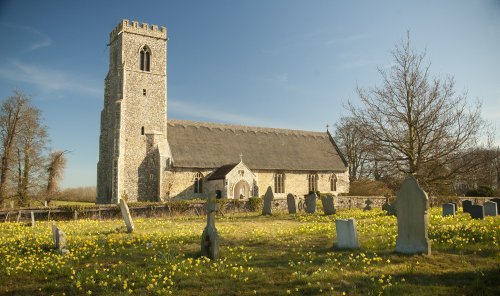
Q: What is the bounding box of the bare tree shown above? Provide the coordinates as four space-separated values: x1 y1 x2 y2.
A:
46 151 67 198
348 33 484 191
0 91 29 204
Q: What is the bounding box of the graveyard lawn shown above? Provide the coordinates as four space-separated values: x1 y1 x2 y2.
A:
0 208 499 295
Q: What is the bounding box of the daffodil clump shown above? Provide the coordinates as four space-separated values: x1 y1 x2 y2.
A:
0 207 498 295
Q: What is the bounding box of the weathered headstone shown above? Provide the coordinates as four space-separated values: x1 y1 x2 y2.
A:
395 175 431 255
51 223 69 254
119 199 135 233
484 201 498 217
442 203 455 217
321 194 336 215
363 199 373 211
30 211 35 228
462 200 472 214
287 193 299 214
262 186 274 215
201 199 219 260
305 192 317 214
451 202 458 214
44 200 48 207
489 198 500 213
335 218 359 249
469 205 485 219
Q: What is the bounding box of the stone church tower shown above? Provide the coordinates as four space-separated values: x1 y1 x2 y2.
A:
97 20 170 203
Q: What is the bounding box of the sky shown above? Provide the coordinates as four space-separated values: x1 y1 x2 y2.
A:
0 0 499 188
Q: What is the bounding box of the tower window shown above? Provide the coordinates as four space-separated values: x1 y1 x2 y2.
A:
274 172 285 194
308 173 318 193
143 89 147 96
194 172 203 194
330 174 337 191
141 126 144 135
140 46 151 72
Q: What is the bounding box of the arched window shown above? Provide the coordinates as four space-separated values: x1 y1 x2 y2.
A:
140 46 151 72
308 173 318 193
194 172 203 194
274 172 285 194
330 174 337 191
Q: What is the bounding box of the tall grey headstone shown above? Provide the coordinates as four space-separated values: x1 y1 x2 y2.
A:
335 218 359 249
395 175 431 255
490 198 500 213
305 193 317 214
30 211 35 228
201 199 219 260
484 201 498 217
462 200 472 213
442 203 455 217
287 194 298 214
262 186 274 215
321 195 336 215
469 205 484 219
119 199 134 233
451 202 458 214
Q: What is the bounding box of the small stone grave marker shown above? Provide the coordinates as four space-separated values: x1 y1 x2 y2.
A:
462 200 472 214
484 201 498 217
321 195 336 215
469 205 485 219
201 198 219 260
305 192 317 214
262 186 274 215
51 222 69 254
442 203 455 217
30 211 35 228
489 198 500 213
287 194 298 214
335 218 359 249
119 199 134 233
395 175 431 255
451 202 458 214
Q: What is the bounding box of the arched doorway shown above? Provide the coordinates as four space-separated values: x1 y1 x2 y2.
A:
233 180 250 199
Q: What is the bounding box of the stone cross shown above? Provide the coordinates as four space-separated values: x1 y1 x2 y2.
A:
335 218 359 249
363 199 373 211
119 199 135 233
51 222 69 254
484 201 498 217
321 194 336 215
305 192 317 214
201 198 219 260
395 175 431 255
469 205 484 219
287 193 299 214
262 186 274 215
442 203 455 217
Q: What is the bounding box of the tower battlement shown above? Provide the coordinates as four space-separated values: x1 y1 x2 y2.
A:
109 19 167 42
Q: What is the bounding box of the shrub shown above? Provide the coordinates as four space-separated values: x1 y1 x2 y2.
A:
349 179 393 196
466 186 495 197
247 197 262 212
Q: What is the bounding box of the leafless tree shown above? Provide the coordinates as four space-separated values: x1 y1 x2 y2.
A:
348 33 484 191
46 150 68 198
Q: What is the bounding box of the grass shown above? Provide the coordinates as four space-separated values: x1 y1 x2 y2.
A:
49 200 96 206
0 208 499 295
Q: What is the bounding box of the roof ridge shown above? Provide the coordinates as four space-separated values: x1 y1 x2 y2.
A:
167 119 327 137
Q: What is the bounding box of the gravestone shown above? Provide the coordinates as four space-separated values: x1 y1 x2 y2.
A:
201 199 219 260
51 223 69 254
262 186 274 215
442 203 455 217
363 199 373 211
462 200 472 214
44 200 48 207
287 194 299 214
395 175 431 255
321 195 336 215
469 205 485 219
484 201 498 217
119 199 135 233
335 218 359 249
451 202 458 214
305 193 317 214
30 211 35 228
490 198 500 213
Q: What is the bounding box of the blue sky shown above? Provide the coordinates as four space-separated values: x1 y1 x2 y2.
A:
0 0 499 188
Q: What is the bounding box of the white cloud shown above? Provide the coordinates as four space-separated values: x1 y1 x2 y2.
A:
2 23 52 52
0 59 101 97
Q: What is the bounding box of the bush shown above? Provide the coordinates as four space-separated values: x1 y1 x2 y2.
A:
349 179 393 196
247 197 262 212
466 186 495 197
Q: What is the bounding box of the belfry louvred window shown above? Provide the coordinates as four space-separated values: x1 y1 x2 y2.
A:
140 46 151 71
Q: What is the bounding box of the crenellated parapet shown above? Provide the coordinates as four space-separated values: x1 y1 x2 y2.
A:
109 19 167 42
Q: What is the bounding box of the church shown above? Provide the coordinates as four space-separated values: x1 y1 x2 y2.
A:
96 20 349 204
